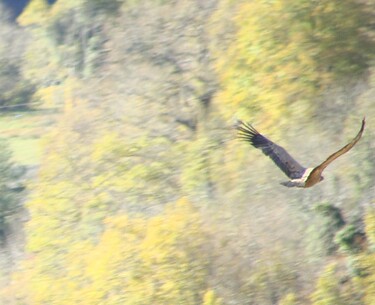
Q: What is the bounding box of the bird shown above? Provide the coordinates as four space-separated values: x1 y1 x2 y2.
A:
236 118 365 188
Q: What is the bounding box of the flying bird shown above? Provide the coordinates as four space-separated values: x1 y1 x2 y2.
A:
236 118 365 188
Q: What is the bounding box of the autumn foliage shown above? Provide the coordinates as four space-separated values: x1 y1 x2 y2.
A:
0 0 374 304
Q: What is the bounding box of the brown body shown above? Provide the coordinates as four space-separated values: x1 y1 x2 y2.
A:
304 172 324 188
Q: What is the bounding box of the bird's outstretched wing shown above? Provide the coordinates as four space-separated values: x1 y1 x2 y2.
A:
308 118 366 179
236 121 306 179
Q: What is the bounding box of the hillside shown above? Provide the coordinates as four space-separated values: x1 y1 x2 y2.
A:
0 1 374 304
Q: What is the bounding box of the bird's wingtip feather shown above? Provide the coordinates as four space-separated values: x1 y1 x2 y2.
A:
361 117 366 131
233 119 244 129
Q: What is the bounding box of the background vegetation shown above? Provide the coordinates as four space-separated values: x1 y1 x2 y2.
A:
0 0 374 304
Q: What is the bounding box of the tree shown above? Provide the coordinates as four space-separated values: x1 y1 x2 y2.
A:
0 4 34 109
17 192 214 304
18 0 110 110
311 263 352 305
0 141 23 244
314 203 346 255
279 293 298 305
311 207 375 305
202 289 223 305
213 0 374 126
17 0 49 26
351 209 375 305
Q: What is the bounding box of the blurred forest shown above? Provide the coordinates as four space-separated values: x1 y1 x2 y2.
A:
0 0 374 304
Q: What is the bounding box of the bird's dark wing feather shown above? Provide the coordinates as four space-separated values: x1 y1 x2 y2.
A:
236 121 306 179
309 118 365 177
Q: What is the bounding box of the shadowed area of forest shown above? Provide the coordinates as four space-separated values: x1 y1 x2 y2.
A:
0 0 374 304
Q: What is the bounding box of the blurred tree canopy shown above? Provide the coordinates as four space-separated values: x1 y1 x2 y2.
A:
0 0 374 304
213 0 375 127
0 4 34 109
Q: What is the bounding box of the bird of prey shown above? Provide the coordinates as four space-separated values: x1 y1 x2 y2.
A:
236 118 365 188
